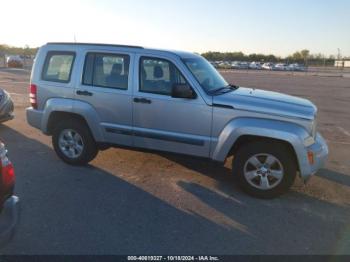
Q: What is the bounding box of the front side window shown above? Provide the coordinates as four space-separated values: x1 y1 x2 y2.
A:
183 56 228 93
83 53 130 89
42 51 75 83
139 57 187 96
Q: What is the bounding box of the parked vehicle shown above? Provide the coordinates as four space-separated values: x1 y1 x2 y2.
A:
262 62 274 70
0 89 14 123
0 140 19 244
6 56 24 68
273 63 288 71
288 63 306 72
231 61 241 69
26 42 328 198
231 61 249 70
238 62 249 69
249 62 262 70
218 61 232 69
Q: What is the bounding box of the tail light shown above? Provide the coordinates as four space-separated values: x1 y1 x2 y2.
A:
0 142 15 188
29 84 37 109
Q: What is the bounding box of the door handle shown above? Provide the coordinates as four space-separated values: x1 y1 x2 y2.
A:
133 97 152 104
76 90 93 96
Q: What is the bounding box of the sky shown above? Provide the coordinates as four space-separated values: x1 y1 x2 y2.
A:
1 0 350 57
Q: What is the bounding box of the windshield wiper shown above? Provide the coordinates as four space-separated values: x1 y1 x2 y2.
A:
208 84 239 95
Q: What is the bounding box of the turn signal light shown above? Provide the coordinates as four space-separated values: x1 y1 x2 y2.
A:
307 151 314 165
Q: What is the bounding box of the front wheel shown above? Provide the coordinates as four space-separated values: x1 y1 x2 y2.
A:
233 141 297 199
52 120 98 165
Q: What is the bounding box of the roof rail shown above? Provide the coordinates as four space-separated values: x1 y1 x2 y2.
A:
46 42 144 49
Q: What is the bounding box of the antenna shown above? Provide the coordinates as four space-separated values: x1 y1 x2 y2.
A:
74 34 77 43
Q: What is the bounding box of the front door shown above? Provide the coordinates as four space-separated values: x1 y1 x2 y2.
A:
132 55 212 157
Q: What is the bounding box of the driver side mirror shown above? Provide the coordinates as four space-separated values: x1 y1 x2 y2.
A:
171 84 196 99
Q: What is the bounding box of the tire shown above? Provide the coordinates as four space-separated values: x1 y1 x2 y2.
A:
232 141 297 199
52 119 98 165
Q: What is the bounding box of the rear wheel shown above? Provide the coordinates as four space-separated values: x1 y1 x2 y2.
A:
233 141 297 199
52 119 98 165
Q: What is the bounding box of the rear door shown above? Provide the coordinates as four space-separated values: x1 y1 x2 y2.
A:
75 51 134 146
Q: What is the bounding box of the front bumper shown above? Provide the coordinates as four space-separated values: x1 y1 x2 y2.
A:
0 97 14 123
0 196 20 246
300 133 329 181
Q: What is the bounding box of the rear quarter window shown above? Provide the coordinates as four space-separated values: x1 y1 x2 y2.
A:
41 51 75 83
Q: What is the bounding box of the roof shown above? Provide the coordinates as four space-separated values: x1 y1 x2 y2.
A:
47 42 143 49
46 42 199 59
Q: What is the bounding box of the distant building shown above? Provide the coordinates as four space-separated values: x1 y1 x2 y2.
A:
335 60 350 67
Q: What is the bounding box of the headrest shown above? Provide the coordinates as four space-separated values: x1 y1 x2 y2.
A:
111 63 123 74
153 65 164 78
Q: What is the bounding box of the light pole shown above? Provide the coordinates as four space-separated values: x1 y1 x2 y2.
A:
337 48 344 69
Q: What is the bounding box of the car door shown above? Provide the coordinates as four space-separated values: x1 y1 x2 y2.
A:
75 51 134 146
132 54 212 157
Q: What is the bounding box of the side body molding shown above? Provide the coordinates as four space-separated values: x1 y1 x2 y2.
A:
211 118 311 172
41 98 105 142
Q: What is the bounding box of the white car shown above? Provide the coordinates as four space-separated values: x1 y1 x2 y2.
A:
273 63 289 71
262 63 274 70
249 62 262 70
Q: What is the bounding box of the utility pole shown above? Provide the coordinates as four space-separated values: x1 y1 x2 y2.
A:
337 48 344 69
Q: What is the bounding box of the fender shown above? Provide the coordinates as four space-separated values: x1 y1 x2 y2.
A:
41 98 105 142
211 117 311 173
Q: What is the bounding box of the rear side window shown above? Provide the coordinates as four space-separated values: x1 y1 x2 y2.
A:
83 53 130 90
42 51 75 83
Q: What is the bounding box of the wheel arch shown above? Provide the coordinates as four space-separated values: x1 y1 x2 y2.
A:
47 111 88 135
229 135 299 172
211 118 311 173
41 98 104 142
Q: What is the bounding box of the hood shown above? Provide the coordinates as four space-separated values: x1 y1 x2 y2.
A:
213 87 317 120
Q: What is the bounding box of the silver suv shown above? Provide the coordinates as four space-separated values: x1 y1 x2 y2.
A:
26 43 328 198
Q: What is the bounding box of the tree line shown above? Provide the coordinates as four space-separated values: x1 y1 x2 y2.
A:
0 44 347 66
202 49 344 66
0 44 38 57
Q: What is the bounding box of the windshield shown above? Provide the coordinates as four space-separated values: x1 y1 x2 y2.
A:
183 57 228 93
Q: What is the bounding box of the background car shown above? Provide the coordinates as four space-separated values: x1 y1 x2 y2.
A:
218 61 232 69
238 62 249 69
0 89 14 123
0 140 19 245
231 61 241 69
274 63 288 71
249 62 262 70
288 63 306 71
262 62 274 70
6 56 24 69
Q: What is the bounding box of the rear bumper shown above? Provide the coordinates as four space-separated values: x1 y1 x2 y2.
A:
0 196 20 246
300 133 329 181
26 107 43 130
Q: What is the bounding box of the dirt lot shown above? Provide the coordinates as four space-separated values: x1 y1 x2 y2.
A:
0 68 349 254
